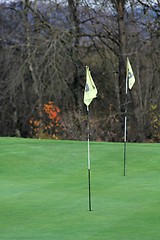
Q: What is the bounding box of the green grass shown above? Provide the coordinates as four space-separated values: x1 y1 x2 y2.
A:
0 137 160 240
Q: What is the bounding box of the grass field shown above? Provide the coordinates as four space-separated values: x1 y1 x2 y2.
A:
0 137 160 240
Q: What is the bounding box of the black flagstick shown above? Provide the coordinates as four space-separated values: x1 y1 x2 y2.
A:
87 105 92 211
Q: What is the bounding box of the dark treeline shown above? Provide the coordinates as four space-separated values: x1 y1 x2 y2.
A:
0 0 159 142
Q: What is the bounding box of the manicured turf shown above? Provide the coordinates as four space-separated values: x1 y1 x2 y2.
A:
0 137 160 240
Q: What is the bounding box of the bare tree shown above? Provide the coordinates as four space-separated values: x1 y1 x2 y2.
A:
0 0 159 141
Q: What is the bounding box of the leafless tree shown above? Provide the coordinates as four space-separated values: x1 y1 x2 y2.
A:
0 0 159 141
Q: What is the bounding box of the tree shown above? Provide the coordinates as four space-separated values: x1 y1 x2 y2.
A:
0 0 159 142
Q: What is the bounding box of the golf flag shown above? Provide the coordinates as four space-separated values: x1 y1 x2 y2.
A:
123 58 135 176
126 58 135 89
84 66 97 106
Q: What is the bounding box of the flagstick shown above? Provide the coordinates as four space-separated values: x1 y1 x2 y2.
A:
123 74 128 176
124 115 127 176
84 66 97 211
87 105 92 211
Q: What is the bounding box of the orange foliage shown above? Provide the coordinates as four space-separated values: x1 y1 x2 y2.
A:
29 101 62 139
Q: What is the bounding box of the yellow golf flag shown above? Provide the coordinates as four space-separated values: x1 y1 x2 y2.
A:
84 66 97 106
126 58 135 89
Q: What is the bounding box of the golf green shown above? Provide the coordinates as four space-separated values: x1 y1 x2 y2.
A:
0 137 160 239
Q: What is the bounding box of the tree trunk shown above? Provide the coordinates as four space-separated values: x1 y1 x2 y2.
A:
117 0 127 139
67 0 81 108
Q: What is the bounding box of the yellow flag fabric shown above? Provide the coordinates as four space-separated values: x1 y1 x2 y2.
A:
126 58 135 89
84 66 97 106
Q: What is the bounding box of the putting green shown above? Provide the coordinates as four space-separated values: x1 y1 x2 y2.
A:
0 138 159 239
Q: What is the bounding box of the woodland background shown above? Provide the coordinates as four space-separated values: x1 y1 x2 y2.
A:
0 0 159 142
